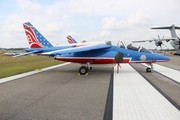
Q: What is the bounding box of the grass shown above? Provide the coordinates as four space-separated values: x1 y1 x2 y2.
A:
0 52 64 78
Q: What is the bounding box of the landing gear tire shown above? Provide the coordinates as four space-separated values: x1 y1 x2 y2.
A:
146 67 151 72
79 66 88 75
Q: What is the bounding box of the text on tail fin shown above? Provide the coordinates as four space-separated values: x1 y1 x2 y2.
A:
23 22 53 48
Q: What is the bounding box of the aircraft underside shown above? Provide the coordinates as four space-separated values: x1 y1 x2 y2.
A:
54 57 130 64
54 57 169 64
54 57 169 75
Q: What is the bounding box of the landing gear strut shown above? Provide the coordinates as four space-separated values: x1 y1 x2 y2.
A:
146 63 153 73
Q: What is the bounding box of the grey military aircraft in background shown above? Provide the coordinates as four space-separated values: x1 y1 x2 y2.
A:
132 24 180 55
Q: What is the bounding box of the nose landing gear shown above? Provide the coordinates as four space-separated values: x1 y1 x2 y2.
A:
146 63 153 73
146 67 151 72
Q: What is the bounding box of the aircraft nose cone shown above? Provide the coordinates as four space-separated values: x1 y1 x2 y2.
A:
156 54 170 62
162 55 170 61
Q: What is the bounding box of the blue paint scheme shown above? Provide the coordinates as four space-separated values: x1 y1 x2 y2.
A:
23 40 170 62
109 46 170 62
60 50 118 58
48 44 111 56
54 45 170 62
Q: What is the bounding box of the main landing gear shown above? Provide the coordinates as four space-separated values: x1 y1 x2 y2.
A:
78 62 92 75
146 63 153 73
79 66 89 75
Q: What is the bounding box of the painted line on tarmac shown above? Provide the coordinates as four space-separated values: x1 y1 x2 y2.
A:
0 62 71 84
142 63 180 83
113 64 180 120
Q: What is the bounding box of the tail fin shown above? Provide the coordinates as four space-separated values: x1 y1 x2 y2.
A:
151 24 180 38
23 22 53 48
67 35 77 44
82 40 86 43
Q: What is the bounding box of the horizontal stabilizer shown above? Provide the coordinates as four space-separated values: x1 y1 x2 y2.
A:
151 24 180 29
13 50 42 57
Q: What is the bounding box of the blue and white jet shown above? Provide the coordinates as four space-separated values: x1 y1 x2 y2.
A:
17 22 170 75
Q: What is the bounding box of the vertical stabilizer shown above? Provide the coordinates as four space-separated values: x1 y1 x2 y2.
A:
151 24 180 38
67 35 77 44
23 22 53 48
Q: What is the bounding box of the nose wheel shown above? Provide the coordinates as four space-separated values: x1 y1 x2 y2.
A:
146 63 153 73
146 67 151 72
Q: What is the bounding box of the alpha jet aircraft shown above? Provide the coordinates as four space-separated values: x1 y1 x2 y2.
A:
17 22 170 75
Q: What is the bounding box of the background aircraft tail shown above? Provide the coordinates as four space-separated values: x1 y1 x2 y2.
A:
151 24 180 38
67 35 77 44
23 22 53 48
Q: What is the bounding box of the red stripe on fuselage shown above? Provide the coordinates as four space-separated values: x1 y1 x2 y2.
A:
54 58 131 64
54 57 169 64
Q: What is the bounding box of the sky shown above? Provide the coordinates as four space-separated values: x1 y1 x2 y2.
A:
0 0 180 49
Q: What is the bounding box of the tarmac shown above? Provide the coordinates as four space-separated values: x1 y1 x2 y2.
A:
0 55 179 120
131 55 180 108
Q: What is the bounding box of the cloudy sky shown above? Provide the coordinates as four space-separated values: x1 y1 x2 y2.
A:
0 0 180 49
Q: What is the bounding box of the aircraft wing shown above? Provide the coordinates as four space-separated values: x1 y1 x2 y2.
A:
132 40 155 43
132 38 176 43
41 44 111 56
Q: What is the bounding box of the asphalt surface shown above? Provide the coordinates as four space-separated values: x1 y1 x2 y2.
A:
0 55 179 120
0 64 112 120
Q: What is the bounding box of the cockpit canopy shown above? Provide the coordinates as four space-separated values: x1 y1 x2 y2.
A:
117 41 151 53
